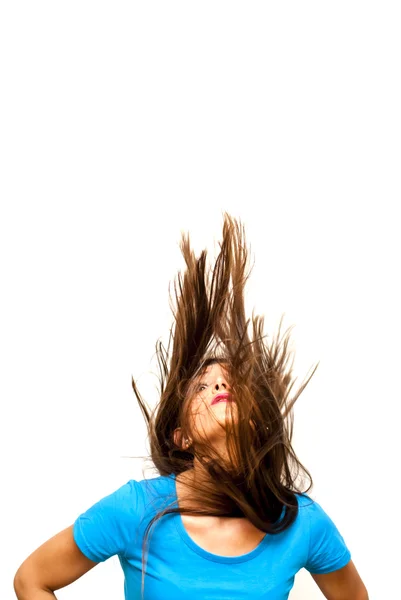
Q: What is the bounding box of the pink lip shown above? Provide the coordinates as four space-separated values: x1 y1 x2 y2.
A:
211 393 231 405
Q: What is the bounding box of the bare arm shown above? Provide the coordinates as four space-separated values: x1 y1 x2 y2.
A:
14 524 98 599
13 587 56 600
310 559 369 600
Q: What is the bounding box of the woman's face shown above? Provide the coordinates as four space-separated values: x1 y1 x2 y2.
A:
184 362 237 447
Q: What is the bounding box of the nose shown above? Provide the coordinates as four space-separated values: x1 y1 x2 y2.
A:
213 379 229 393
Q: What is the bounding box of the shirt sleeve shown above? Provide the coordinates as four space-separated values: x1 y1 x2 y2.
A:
304 498 351 574
73 479 140 563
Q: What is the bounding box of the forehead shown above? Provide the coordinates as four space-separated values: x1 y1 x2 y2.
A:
196 361 229 378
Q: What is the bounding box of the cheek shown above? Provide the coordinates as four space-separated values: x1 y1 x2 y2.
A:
191 398 208 418
189 399 214 427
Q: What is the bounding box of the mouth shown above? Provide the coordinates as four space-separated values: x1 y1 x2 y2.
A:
211 393 232 406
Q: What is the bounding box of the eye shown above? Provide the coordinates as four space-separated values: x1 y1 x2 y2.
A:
198 383 208 391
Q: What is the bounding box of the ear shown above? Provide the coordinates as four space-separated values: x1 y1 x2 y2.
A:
173 427 191 450
173 427 184 449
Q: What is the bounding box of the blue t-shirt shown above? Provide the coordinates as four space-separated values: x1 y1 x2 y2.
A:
73 472 351 599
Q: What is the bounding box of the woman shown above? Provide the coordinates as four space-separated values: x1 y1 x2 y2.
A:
14 213 368 599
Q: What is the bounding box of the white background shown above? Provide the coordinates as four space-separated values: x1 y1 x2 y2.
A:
1 2 399 599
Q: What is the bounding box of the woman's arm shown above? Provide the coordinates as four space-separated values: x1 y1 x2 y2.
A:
13 585 57 600
14 524 98 599
310 559 369 599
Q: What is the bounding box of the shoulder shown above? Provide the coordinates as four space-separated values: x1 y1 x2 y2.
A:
298 493 351 575
72 474 173 563
110 473 173 508
295 492 340 526
295 491 343 537
294 491 318 508
73 480 142 562
90 478 143 520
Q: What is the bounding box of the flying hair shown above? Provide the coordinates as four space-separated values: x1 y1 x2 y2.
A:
131 212 318 598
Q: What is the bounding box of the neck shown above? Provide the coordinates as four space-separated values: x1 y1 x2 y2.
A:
177 442 239 494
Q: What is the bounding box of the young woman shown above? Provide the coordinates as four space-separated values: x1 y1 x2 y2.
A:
14 214 368 599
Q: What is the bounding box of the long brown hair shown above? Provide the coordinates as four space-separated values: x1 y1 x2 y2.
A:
131 212 318 597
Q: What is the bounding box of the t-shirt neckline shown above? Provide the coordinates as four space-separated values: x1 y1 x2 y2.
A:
168 472 270 564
